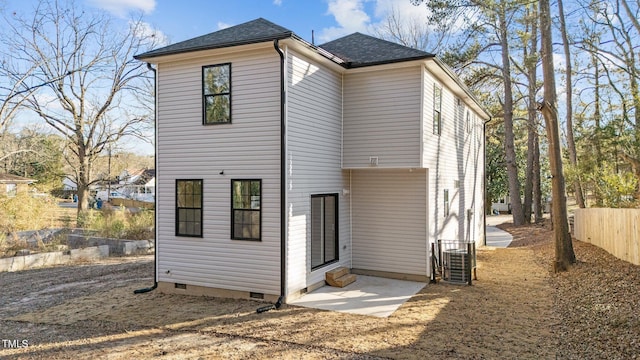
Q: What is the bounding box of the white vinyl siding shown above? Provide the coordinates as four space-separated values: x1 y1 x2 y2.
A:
342 66 422 168
351 169 428 276
156 47 281 295
285 49 350 295
422 66 485 246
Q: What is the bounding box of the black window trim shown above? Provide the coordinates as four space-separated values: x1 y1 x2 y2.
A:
175 179 203 238
444 189 450 217
433 84 442 135
202 63 232 125
310 193 340 271
231 179 262 241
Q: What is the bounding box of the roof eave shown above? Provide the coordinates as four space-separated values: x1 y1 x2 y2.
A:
428 57 491 120
345 54 435 69
135 32 293 61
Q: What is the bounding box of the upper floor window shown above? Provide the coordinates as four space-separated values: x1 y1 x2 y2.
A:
433 84 442 135
176 179 203 237
203 63 231 124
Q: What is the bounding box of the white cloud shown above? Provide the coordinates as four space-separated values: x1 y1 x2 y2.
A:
217 22 233 30
319 0 436 43
553 53 565 69
133 21 169 46
87 0 156 17
273 0 283 5
319 0 371 42
373 0 429 23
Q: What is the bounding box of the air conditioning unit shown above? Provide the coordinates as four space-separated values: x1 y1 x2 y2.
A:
442 249 469 284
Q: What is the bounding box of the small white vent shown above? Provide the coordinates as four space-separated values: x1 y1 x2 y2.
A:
369 156 379 166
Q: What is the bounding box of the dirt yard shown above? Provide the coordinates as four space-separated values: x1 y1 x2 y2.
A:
1 221 639 359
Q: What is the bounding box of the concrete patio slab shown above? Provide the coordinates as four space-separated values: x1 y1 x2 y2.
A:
289 275 425 318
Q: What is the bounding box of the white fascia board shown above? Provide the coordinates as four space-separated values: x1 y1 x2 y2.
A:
424 58 491 121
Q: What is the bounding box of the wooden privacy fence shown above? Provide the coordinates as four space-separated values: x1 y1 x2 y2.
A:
574 208 640 266
110 198 154 210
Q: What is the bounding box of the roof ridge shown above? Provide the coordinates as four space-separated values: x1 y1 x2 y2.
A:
318 32 434 68
135 18 293 60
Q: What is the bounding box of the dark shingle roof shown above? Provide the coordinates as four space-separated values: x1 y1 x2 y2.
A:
136 18 434 68
319 32 434 68
135 18 293 60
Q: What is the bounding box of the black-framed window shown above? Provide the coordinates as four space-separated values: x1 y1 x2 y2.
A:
176 179 203 237
433 84 442 135
444 189 450 217
311 194 339 269
231 179 261 241
203 63 231 124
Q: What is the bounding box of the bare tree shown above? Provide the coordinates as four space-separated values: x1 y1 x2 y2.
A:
5 0 157 221
496 0 525 225
370 5 447 52
539 0 576 272
577 0 640 198
519 2 543 223
620 0 640 34
0 41 77 172
0 53 39 135
558 0 586 208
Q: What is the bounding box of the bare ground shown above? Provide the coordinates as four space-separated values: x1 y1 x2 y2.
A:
1 221 639 359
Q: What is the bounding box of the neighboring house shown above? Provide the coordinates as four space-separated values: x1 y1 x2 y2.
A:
0 173 36 197
62 176 77 192
135 18 490 302
492 195 511 213
116 169 156 201
118 169 154 186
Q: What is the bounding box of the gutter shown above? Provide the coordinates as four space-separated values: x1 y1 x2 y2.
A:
257 39 287 313
134 63 158 294
135 33 293 61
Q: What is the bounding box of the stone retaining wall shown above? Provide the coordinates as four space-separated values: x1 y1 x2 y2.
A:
0 245 109 272
67 234 153 256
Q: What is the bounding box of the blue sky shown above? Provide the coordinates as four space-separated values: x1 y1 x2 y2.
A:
7 0 429 45
104 0 427 45
5 0 430 155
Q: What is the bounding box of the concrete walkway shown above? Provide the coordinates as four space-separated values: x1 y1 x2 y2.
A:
485 215 513 248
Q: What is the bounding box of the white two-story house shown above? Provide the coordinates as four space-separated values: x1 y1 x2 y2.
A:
135 18 490 303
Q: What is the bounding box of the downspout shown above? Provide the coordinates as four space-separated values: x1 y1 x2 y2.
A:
483 116 492 247
135 62 158 294
257 39 286 313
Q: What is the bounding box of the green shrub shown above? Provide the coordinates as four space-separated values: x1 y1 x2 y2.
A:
84 207 154 240
125 209 155 240
0 192 58 233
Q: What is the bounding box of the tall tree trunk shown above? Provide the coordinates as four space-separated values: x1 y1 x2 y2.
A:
593 55 604 206
533 133 543 222
523 3 539 224
499 2 525 225
540 0 576 272
620 0 640 34
76 147 92 227
558 0 585 208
